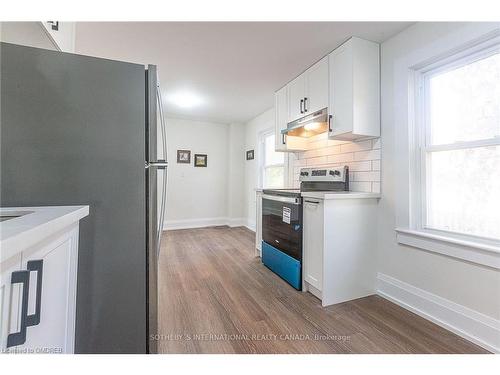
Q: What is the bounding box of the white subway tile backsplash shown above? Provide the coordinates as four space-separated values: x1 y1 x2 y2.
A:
293 158 307 167
340 140 372 153
347 161 372 171
289 136 381 193
327 153 354 163
354 149 381 161
352 171 380 182
303 145 340 159
327 138 351 146
349 182 372 193
306 156 328 166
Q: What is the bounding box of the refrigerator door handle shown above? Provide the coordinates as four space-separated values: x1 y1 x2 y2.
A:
155 84 168 257
146 160 168 169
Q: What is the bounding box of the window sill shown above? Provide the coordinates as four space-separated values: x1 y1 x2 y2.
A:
395 228 500 269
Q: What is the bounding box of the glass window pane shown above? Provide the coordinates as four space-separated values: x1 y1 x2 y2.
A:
264 134 284 166
264 166 284 189
426 146 500 239
429 52 500 145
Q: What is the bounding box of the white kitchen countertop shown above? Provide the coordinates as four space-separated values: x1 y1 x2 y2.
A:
0 206 89 262
301 191 381 200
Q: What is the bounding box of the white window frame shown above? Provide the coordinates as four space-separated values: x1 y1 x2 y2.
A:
257 129 288 189
397 33 500 269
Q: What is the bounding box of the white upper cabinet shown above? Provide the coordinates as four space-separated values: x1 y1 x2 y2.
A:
287 75 306 123
287 57 329 122
304 56 329 115
275 87 308 152
275 86 289 151
275 37 379 151
328 37 380 140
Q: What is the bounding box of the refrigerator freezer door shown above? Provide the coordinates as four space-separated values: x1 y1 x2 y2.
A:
0 42 147 353
145 68 169 354
145 64 159 354
155 83 169 259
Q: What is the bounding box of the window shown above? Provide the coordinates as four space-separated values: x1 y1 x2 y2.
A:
260 132 285 188
417 47 500 240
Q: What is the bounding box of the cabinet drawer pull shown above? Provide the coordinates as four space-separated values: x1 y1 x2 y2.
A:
300 99 304 114
305 200 320 204
304 97 308 112
7 271 30 348
26 260 43 327
328 114 333 132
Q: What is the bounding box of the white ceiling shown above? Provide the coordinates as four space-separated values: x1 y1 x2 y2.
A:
75 22 412 124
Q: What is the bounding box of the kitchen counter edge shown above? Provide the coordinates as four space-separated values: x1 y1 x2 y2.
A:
0 206 89 262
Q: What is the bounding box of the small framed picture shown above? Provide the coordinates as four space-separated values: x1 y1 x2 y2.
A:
246 150 254 160
177 150 191 164
194 154 207 167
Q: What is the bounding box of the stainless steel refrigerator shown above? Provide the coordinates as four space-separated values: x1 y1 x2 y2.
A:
0 42 168 353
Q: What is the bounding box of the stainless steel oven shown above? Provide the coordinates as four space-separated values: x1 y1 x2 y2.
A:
260 167 349 291
261 190 302 290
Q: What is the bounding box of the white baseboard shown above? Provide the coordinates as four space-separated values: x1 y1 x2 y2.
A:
164 217 248 230
246 219 256 232
377 273 500 353
227 217 248 228
244 224 255 233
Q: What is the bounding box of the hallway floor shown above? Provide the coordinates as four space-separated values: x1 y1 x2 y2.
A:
158 226 488 354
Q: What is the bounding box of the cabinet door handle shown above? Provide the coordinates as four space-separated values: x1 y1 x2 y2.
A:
300 99 304 114
26 260 43 327
304 97 308 112
328 114 333 132
7 271 30 348
282 133 286 145
305 200 320 204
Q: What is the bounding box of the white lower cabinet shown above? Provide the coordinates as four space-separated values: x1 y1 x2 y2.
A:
1 224 80 353
0 254 23 351
303 199 324 292
302 196 378 306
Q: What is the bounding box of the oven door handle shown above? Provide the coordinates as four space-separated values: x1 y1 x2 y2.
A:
262 194 301 205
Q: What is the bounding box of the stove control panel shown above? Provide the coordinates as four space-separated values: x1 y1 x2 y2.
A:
299 166 347 182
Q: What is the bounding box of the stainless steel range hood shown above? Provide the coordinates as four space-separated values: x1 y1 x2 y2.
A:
281 108 329 138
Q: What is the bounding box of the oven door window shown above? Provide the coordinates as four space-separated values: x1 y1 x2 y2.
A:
262 198 302 261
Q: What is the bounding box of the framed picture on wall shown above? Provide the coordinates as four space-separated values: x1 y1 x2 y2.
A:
177 150 191 164
194 154 207 167
246 150 254 160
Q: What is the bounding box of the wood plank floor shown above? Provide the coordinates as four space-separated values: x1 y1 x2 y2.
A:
158 226 488 354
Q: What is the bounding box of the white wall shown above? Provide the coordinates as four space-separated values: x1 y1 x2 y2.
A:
243 108 275 230
40 22 75 52
378 22 500 351
1 22 75 52
0 22 57 50
164 117 246 229
227 123 246 226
